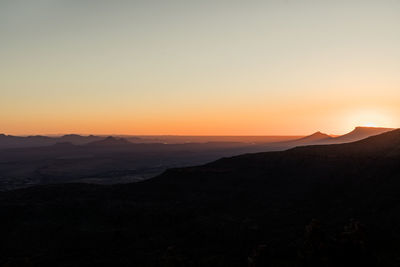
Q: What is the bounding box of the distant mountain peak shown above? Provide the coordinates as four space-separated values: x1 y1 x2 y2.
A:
310 131 330 137
298 131 332 142
62 134 82 137
277 131 333 147
87 136 132 146
104 136 118 141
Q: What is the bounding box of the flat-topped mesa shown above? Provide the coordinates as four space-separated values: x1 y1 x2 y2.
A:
333 126 395 143
353 126 394 132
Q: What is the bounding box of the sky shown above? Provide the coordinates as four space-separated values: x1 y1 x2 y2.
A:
1 0 399 135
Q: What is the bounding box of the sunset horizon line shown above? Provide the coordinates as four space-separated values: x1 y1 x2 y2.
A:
1 125 397 138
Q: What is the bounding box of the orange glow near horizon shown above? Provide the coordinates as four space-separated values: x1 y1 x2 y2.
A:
1 105 398 136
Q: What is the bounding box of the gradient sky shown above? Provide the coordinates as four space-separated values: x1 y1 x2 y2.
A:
1 0 399 135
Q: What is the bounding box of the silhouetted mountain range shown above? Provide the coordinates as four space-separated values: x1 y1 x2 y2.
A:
0 127 396 191
0 134 104 149
58 134 102 144
86 136 132 146
0 127 394 150
1 129 400 266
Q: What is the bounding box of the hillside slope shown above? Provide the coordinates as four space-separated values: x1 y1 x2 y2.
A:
1 130 400 266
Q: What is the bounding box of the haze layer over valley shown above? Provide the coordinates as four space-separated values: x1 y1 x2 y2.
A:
0 127 393 191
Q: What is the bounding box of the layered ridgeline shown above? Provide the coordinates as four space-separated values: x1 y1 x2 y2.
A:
0 127 394 150
263 126 395 148
1 129 400 266
0 127 395 191
0 134 145 149
0 134 103 149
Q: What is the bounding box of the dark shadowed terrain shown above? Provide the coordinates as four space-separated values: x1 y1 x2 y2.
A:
1 129 400 266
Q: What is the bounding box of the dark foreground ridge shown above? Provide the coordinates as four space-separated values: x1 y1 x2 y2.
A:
1 129 400 266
